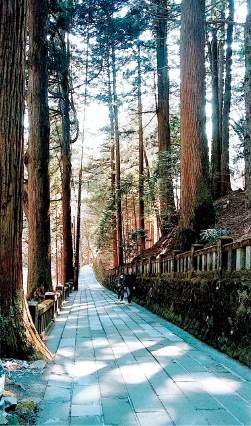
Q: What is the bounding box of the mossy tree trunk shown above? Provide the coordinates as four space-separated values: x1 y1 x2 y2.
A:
178 0 214 250
245 0 251 208
0 0 52 360
27 0 52 300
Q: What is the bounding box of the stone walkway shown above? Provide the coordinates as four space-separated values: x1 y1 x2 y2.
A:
37 266 251 426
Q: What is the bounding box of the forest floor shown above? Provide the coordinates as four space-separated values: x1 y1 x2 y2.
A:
133 190 251 262
214 190 251 240
1 359 50 425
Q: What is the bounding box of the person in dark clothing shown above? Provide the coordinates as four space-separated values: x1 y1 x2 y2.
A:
124 267 136 305
115 274 125 301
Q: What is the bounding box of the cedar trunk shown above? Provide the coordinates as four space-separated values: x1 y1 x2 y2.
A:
27 0 52 299
112 45 123 266
61 36 74 284
245 0 251 208
221 0 234 195
137 44 145 253
156 0 176 235
179 0 214 248
210 31 222 199
74 152 82 290
108 55 119 267
0 0 52 359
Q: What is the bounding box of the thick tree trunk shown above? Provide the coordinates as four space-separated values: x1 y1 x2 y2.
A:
112 45 123 266
0 0 52 359
27 0 52 299
137 44 145 253
178 0 214 249
156 0 177 234
61 35 74 284
210 31 222 199
245 0 251 208
221 0 234 195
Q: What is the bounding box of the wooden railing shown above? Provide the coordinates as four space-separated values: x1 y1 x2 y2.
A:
105 237 251 280
28 280 74 337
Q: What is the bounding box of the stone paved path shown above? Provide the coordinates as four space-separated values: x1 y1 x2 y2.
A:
37 266 251 426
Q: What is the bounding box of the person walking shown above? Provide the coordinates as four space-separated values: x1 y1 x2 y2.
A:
115 273 125 301
124 267 136 305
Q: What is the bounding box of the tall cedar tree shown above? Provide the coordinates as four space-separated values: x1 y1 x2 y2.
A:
221 0 234 195
210 27 221 199
0 0 52 359
156 0 177 235
61 31 74 283
245 0 251 208
137 44 146 252
178 0 214 249
107 54 119 267
27 0 52 299
112 42 123 266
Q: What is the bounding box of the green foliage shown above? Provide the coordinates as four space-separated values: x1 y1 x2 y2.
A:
200 228 230 243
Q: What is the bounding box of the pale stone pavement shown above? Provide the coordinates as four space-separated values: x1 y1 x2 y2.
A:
37 266 251 426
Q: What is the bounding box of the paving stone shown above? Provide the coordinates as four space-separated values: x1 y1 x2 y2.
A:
72 385 100 404
39 266 251 426
37 401 70 424
43 385 71 402
70 415 104 425
101 397 138 425
198 408 242 425
136 410 174 426
214 394 251 424
126 383 164 412
160 395 209 425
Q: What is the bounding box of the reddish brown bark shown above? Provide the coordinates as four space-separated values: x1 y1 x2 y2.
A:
210 31 222 200
137 44 145 253
179 0 214 245
156 0 176 234
27 0 52 299
112 44 123 266
0 0 52 359
221 0 234 195
61 35 74 284
108 53 119 267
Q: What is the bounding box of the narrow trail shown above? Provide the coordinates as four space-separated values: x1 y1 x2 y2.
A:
37 266 251 425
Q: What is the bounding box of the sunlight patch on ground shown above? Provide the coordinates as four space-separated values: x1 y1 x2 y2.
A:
151 346 185 358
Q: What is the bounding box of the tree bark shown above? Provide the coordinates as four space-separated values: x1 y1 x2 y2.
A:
210 31 222 199
27 0 52 299
74 148 82 291
107 52 119 267
137 44 145 253
179 0 214 249
245 0 251 208
221 0 234 195
112 44 123 266
61 34 74 284
156 0 177 234
0 0 52 359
